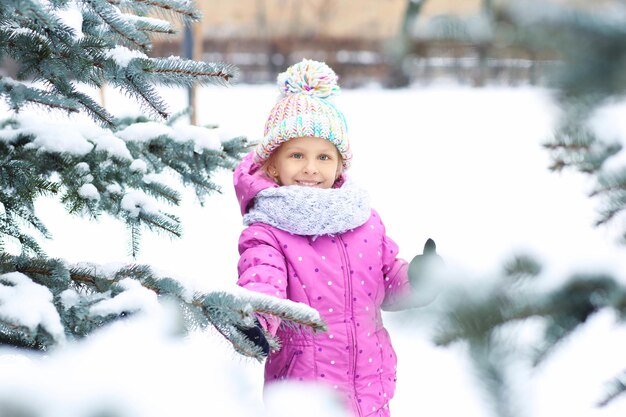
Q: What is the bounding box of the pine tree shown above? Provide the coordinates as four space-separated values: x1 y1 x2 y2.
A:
0 0 325 359
416 1 626 414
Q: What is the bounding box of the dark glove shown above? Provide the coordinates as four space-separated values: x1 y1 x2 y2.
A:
408 238 443 288
236 319 270 357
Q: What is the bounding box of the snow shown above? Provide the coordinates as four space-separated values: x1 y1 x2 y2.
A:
59 288 81 309
229 285 324 327
78 183 100 201
72 261 129 279
2 82 626 416
103 45 147 67
89 278 160 317
0 272 66 344
264 381 351 417
0 114 133 160
88 129 133 160
129 158 148 173
75 162 90 173
120 190 160 218
175 124 223 151
106 183 122 194
117 121 172 142
142 172 167 184
0 305 269 417
117 120 224 150
0 114 93 155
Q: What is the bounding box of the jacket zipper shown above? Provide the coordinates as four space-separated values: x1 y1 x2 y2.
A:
337 236 361 416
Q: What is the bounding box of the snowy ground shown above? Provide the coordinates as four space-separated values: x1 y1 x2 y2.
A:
2 82 626 416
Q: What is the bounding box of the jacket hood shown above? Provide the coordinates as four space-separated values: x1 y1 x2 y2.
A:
233 151 347 216
234 152 278 216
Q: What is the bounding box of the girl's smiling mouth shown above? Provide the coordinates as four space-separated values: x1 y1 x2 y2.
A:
295 180 322 187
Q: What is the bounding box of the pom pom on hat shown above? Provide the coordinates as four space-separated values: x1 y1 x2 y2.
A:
255 59 351 169
278 59 340 99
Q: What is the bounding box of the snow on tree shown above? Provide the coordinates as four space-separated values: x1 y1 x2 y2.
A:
0 0 325 358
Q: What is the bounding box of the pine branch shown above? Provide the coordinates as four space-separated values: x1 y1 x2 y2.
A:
127 15 175 36
68 89 116 128
0 114 248 258
0 320 50 350
135 210 182 238
0 78 81 113
196 290 326 361
1 0 237 127
0 223 45 256
213 291 328 333
43 77 115 126
431 253 626 415
142 181 181 205
142 58 238 85
122 74 169 119
11 0 59 29
131 0 202 22
502 254 542 283
0 254 326 360
434 272 623 357
542 120 617 175
591 169 626 198
2 202 51 238
128 218 141 258
589 169 626 228
86 0 151 52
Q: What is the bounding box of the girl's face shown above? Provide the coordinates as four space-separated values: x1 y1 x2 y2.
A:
266 137 342 189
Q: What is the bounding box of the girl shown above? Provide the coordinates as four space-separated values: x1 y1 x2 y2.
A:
234 59 421 417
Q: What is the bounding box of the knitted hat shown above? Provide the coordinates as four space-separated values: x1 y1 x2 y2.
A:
254 59 351 169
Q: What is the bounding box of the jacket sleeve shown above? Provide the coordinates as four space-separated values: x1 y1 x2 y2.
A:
378 220 411 311
237 223 288 336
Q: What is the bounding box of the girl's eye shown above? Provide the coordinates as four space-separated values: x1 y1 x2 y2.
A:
291 153 303 159
319 154 330 161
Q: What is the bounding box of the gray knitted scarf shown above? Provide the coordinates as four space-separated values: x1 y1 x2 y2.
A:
243 179 371 236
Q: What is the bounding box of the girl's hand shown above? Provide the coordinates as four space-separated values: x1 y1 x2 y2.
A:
235 319 270 357
408 238 444 289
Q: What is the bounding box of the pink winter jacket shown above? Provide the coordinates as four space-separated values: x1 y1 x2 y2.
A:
234 152 411 417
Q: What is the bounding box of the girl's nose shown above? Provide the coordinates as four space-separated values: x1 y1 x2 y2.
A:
303 160 319 174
